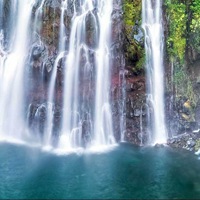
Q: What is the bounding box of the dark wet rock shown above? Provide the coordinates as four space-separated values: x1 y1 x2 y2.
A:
167 133 189 149
134 109 141 117
27 103 39 126
187 140 196 148
85 12 99 49
46 0 61 8
133 23 144 44
167 131 200 152
46 59 53 73
31 45 44 61
126 83 134 92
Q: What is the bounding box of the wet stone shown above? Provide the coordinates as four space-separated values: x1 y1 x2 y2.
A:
31 45 43 60
134 109 141 117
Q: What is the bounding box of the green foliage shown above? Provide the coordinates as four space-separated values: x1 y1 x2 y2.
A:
195 139 200 152
173 63 197 106
123 0 141 27
165 0 199 106
190 0 200 32
189 0 200 53
123 0 134 26
136 51 145 70
123 0 145 73
165 0 187 62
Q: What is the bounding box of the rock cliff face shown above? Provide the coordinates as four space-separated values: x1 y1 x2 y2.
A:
26 0 148 145
122 0 148 145
122 0 200 150
25 0 125 145
163 0 200 151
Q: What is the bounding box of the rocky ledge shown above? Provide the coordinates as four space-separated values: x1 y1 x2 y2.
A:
167 130 200 153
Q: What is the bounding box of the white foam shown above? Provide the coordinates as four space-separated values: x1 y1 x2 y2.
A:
195 149 200 155
86 144 118 154
193 129 200 133
0 136 41 149
45 144 118 156
0 137 118 156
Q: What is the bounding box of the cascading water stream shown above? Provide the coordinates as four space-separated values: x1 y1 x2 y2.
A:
59 0 115 149
142 0 168 144
93 0 115 146
119 66 126 142
0 0 116 149
0 1 3 30
59 1 92 149
34 0 46 32
59 0 67 52
44 0 68 146
60 1 94 149
0 0 35 140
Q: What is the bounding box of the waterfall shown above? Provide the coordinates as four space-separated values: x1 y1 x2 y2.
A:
34 0 46 33
0 0 35 140
142 0 168 144
59 0 115 149
0 0 116 149
119 66 126 142
59 0 67 52
93 0 115 146
59 1 96 149
0 1 3 30
44 0 68 146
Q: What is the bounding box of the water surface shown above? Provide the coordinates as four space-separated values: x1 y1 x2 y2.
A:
0 142 200 199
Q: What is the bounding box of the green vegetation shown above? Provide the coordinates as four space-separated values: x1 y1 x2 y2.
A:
190 0 200 53
123 0 135 27
173 63 197 106
122 0 200 104
165 0 200 106
190 0 200 33
165 0 187 62
195 139 200 151
123 0 145 73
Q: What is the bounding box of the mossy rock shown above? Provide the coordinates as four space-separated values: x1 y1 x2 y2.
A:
195 139 200 151
122 0 145 74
